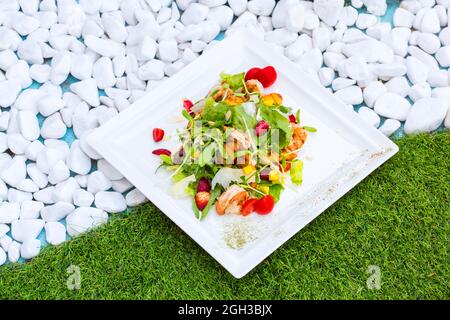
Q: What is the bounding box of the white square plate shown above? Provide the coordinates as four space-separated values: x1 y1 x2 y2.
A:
87 30 398 278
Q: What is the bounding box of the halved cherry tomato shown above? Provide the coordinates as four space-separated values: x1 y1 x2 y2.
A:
255 120 269 136
288 114 297 123
241 198 258 216
254 195 275 215
195 191 210 211
183 99 193 112
152 148 171 156
152 128 164 142
245 67 261 82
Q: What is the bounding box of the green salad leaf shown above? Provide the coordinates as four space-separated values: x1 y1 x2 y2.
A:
259 104 293 149
201 101 229 128
269 184 284 202
231 104 258 131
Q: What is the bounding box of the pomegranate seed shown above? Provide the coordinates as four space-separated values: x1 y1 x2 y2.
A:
197 178 211 192
152 128 164 142
288 114 297 123
152 148 171 156
255 120 269 136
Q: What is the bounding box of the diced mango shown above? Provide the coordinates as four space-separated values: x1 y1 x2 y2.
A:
269 170 279 182
243 165 256 175
261 93 283 106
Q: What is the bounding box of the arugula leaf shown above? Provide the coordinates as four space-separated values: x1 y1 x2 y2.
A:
290 159 304 185
259 104 293 149
295 109 300 124
219 72 245 90
198 185 222 220
278 105 291 114
303 126 317 132
172 170 188 183
269 184 284 202
231 104 258 131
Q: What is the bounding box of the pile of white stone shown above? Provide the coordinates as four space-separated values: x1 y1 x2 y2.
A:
0 0 449 265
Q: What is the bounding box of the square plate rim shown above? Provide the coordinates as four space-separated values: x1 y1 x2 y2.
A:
87 29 399 278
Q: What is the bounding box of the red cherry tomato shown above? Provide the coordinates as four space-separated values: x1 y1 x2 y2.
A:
152 128 164 142
241 198 258 216
288 114 297 123
183 99 193 112
152 148 171 156
254 195 275 215
245 67 261 81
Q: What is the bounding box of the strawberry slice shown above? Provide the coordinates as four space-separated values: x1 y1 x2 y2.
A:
152 148 171 156
195 191 210 211
256 66 277 88
152 128 164 142
245 67 261 81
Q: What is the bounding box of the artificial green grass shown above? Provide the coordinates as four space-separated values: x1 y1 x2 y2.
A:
0 132 448 299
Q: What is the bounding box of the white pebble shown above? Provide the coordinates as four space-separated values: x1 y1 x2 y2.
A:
385 77 410 97
318 67 335 87
248 0 275 16
138 59 165 80
66 207 108 236
67 140 91 175
363 81 387 108
408 82 432 102
358 106 380 128
20 200 44 220
84 35 125 58
7 61 32 89
207 5 234 30
40 113 66 139
374 92 411 121
427 70 449 87
0 203 20 224
73 189 94 207
406 56 429 84
334 85 363 105
52 177 79 203
29 64 51 83
70 78 100 107
8 133 31 155
27 163 48 189
41 201 74 222
11 219 45 243
126 188 148 207
112 178 133 193
70 54 93 80
378 119 401 136
94 191 127 213
87 171 113 194
50 51 71 85
420 8 440 34
48 160 70 185
158 39 179 62
181 3 209 25
393 7 415 28
435 46 450 67
416 33 441 54
20 238 41 260
313 0 344 27
356 13 377 30
45 221 66 245
404 98 447 134
93 57 116 89
1 156 26 187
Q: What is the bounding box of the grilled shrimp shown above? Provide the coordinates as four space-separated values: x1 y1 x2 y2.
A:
283 124 307 161
245 79 264 94
216 185 249 215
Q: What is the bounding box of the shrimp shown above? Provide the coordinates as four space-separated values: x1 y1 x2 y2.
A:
245 79 264 94
216 185 249 215
282 124 307 161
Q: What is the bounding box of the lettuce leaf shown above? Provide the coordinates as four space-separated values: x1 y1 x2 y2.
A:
290 159 304 185
220 72 245 90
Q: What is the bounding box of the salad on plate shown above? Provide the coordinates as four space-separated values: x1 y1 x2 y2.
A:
152 66 315 220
